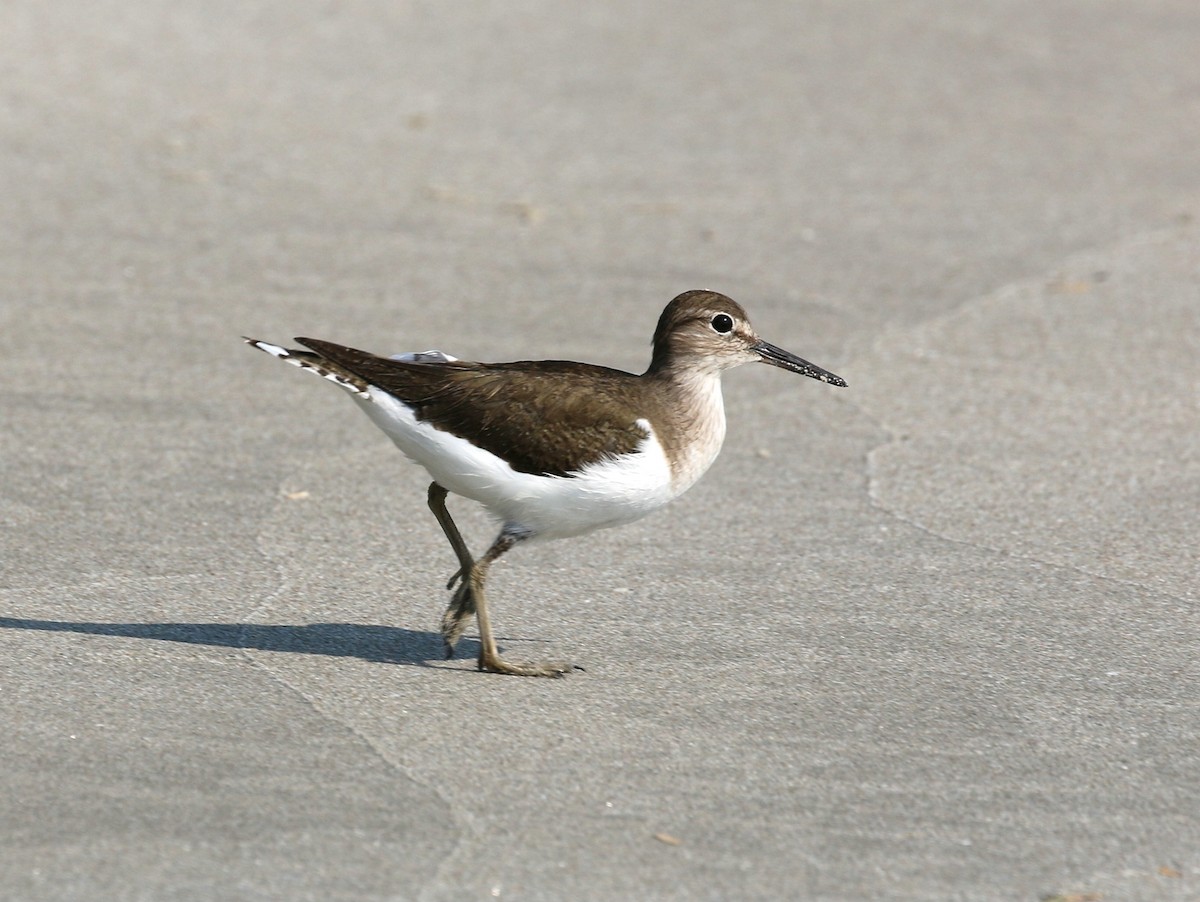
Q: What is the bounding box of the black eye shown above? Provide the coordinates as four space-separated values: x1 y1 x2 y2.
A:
711 313 734 334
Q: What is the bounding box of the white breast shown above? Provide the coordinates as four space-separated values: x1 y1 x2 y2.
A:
357 393 678 541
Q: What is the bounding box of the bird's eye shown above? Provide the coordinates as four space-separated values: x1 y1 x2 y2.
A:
711 313 734 334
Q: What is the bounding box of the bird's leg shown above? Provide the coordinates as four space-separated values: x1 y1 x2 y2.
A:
469 529 570 677
427 483 474 574
427 485 571 676
426 483 476 657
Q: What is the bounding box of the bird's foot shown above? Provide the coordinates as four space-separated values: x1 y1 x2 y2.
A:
476 649 580 678
441 582 476 657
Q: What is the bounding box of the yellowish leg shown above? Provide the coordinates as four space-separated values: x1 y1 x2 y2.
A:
426 483 475 656
470 532 570 677
426 483 572 677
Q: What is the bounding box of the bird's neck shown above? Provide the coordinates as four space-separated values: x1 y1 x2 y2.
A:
645 366 728 494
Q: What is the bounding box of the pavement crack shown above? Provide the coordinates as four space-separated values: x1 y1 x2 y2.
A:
864 443 1188 604
855 223 1199 604
240 476 469 895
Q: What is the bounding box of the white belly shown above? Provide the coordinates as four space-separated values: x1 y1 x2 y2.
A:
357 390 679 540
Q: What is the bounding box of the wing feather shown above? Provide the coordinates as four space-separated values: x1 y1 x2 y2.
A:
295 338 649 477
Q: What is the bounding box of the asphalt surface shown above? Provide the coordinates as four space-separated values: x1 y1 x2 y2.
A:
2 3 1197 900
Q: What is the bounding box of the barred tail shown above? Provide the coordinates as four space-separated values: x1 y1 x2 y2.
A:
243 337 372 399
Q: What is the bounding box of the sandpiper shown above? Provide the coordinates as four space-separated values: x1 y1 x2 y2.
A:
245 289 845 676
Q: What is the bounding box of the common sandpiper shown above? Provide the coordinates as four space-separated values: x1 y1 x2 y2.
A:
245 289 846 676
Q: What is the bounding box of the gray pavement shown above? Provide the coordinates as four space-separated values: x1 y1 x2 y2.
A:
2 2 1197 900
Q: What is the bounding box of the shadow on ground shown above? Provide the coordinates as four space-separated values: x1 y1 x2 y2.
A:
0 616 477 667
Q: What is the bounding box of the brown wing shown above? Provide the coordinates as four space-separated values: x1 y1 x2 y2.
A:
295 338 649 477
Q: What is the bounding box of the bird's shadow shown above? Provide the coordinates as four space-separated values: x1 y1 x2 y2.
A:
0 616 483 669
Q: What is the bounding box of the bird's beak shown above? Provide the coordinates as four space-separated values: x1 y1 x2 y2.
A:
753 340 847 387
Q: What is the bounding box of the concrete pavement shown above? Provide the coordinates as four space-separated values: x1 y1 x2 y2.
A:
2 2 1197 899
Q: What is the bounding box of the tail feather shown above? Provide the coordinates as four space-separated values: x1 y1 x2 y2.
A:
243 337 372 399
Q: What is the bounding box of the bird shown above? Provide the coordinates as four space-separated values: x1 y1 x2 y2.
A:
244 289 846 676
